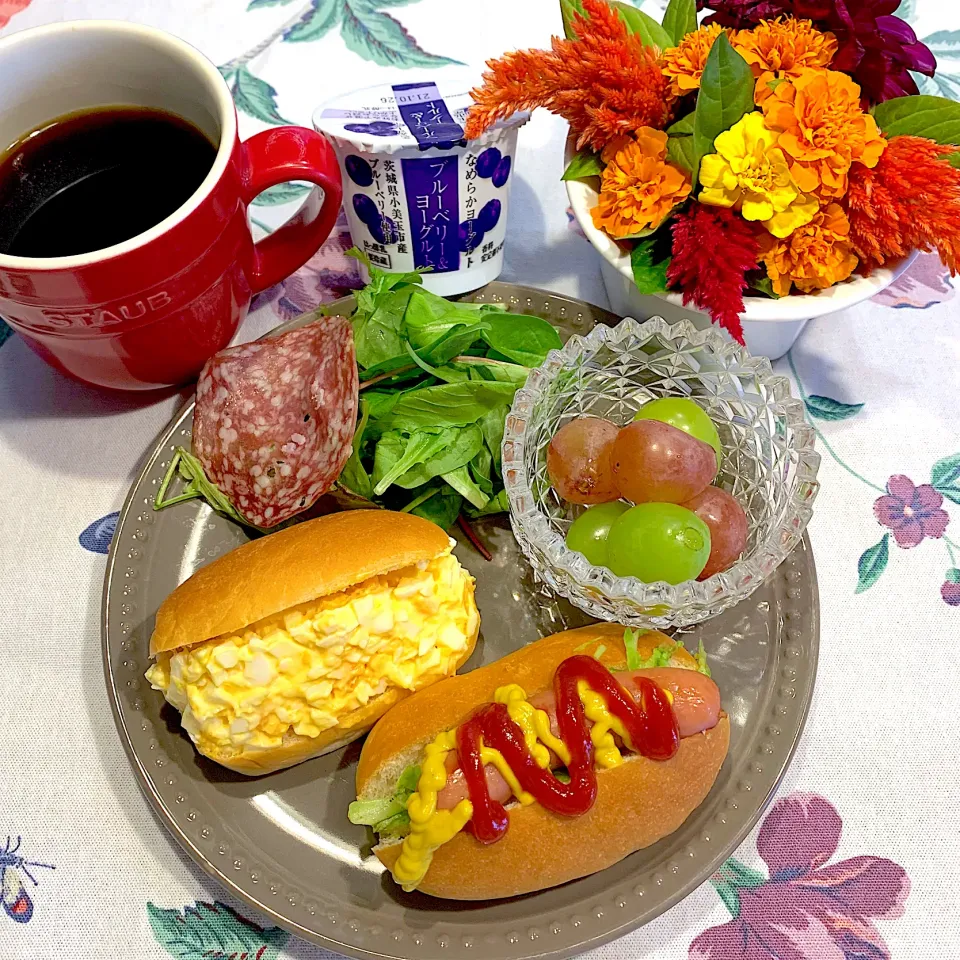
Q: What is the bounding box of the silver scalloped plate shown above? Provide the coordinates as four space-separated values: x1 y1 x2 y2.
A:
103 283 819 960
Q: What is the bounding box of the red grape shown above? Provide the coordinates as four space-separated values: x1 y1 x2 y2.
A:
547 417 619 505
682 485 748 579
611 420 717 504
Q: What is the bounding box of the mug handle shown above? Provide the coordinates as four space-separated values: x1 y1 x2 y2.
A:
240 127 344 294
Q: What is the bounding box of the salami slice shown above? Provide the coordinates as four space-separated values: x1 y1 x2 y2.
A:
193 316 359 528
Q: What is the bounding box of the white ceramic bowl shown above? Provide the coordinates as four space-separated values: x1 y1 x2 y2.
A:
564 137 916 359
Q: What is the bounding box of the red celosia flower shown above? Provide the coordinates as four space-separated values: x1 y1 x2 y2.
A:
667 205 760 343
698 0 936 104
843 135 960 275
464 0 672 150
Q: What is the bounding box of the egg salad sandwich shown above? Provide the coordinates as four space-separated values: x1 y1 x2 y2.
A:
145 510 480 775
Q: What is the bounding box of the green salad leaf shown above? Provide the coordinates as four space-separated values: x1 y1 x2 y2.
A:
348 764 421 836
410 484 464 530
155 252 563 534
695 639 712 677
479 312 562 367
395 424 484 489
634 641 679 669
154 448 271 532
338 398 374 501
623 627 648 670
379 380 518 428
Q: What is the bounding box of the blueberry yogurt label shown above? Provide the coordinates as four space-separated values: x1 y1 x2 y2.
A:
314 78 528 296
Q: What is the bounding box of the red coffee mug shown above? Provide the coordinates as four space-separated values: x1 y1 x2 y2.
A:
0 20 343 391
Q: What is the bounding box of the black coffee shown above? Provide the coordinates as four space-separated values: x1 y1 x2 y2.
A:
0 106 217 258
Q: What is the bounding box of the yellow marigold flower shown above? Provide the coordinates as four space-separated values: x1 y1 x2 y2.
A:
732 18 837 104
698 112 819 239
761 68 886 199
757 203 858 296
660 24 727 99
591 129 692 239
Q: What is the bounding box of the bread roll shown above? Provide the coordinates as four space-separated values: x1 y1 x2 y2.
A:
146 511 479 775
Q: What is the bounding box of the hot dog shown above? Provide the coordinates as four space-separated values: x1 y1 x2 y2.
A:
436 667 721 810
348 623 729 900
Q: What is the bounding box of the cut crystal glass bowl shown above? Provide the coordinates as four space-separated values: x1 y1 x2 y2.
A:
502 317 821 629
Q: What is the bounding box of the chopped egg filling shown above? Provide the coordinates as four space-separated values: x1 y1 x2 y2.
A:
145 551 476 759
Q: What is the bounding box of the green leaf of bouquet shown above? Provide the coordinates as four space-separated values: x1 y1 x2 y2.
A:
667 111 696 172
612 2 673 51
692 33 754 183
560 0 587 39
873 94 960 145
147 901 289 960
661 0 697 46
668 112 695 136
855 534 889 594
749 275 781 299
561 147 604 182
804 395 864 421
666 134 696 174
931 452 960 504
631 236 671 294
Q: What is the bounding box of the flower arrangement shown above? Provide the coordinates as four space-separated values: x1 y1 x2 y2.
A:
464 0 960 343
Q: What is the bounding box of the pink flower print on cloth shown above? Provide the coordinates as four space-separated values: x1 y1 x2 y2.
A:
873 475 949 549
690 793 910 960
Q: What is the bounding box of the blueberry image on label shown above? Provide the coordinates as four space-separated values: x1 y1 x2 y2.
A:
345 154 374 187
344 121 400 137
353 193 379 225
492 155 512 188
370 214 398 245
475 147 501 179
478 199 502 233
458 219 485 253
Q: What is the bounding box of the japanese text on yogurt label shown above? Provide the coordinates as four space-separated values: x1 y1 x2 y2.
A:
401 155 460 273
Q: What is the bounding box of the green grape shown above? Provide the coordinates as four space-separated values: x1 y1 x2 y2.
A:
564 501 630 566
633 397 722 467
606 503 711 584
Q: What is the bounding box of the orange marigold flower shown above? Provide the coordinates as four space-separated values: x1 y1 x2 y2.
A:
757 202 858 296
464 0 672 151
591 130 692 238
843 135 960 275
761 68 886 199
731 17 837 104
660 24 727 99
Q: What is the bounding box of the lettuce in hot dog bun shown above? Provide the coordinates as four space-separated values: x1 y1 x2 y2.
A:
349 623 729 899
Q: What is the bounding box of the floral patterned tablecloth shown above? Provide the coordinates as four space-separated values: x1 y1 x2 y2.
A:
1 1 958 958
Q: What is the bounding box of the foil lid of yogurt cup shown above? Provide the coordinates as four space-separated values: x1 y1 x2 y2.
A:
313 77 529 154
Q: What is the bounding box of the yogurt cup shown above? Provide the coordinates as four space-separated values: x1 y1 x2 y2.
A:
314 78 528 296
